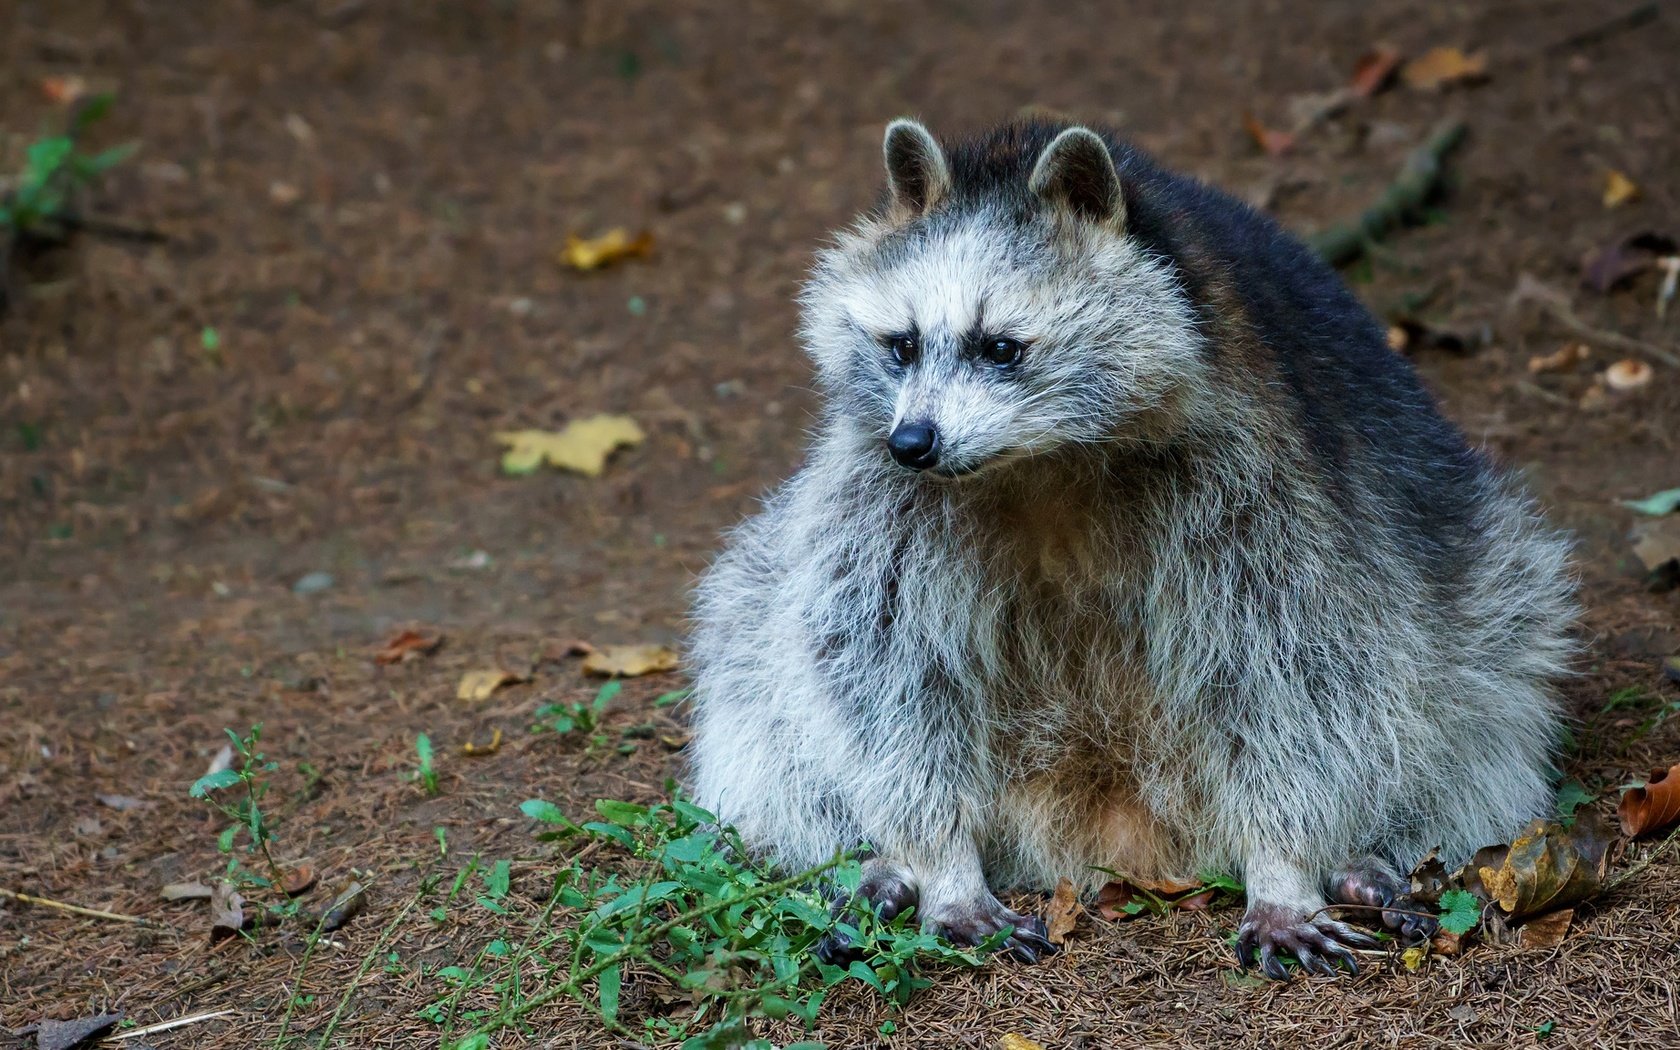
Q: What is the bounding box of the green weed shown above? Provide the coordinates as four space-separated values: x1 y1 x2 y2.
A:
1 94 135 240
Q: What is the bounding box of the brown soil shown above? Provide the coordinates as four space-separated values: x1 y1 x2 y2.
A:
3 2 1678 1048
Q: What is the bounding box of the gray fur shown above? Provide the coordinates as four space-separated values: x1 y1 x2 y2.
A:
686 118 1576 960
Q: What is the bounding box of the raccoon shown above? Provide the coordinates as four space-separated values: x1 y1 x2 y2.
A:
686 117 1575 978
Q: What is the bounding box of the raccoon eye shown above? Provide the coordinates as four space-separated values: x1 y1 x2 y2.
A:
886 333 919 366
981 337 1024 367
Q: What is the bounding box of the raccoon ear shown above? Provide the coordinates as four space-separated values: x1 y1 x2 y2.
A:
1028 127 1126 229
882 119 951 216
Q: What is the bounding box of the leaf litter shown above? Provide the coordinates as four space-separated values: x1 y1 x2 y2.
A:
1618 764 1680 837
373 629 443 665
1400 47 1488 90
581 643 680 678
560 228 654 271
457 669 530 702
496 414 645 477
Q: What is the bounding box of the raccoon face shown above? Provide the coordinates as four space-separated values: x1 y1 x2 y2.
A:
800 120 1204 479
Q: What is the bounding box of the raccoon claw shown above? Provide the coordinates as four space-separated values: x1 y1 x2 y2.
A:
1329 861 1438 945
1236 903 1375 980
815 869 919 965
931 901 1057 964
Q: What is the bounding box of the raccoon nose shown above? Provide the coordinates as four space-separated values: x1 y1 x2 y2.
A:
887 422 940 469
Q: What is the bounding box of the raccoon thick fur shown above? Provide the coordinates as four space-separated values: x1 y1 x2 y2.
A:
686 117 1575 974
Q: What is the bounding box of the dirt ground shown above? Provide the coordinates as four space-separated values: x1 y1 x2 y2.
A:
3 1 1679 1048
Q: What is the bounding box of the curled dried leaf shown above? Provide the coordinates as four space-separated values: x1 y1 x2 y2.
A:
1348 45 1403 97
581 644 679 678
1408 847 1450 905
1618 763 1680 837
462 727 504 756
1401 47 1488 90
280 865 317 897
374 629 443 665
457 669 529 702
1045 877 1080 946
317 881 367 932
560 228 654 271
1527 342 1591 375
1477 811 1610 920
1603 170 1640 209
1518 907 1573 949
1241 112 1295 157
209 880 246 940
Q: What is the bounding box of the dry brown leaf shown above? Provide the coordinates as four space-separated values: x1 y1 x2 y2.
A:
1045 877 1080 945
209 879 246 939
999 1036 1047 1050
1631 518 1680 584
1518 907 1573 948
462 727 504 756
1401 47 1488 90
1095 875 1205 920
1477 811 1610 919
1241 112 1295 157
1618 763 1680 837
560 228 654 271
1528 342 1591 375
1603 358 1652 391
1408 847 1450 905
317 880 367 932
1430 928 1464 956
1349 45 1403 97
457 669 529 702
1603 170 1640 209
582 643 679 678
660 730 692 750
1580 232 1678 293
28 1013 122 1050
496 415 646 477
374 629 443 665
280 865 317 897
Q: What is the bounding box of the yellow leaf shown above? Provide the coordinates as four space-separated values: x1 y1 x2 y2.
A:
1000 1037 1048 1050
1401 945 1427 972
462 728 503 756
495 415 645 477
457 669 527 702
1602 170 1639 209
581 644 680 678
1400 47 1488 90
560 228 654 271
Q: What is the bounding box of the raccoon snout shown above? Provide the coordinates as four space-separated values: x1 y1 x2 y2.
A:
887 421 941 470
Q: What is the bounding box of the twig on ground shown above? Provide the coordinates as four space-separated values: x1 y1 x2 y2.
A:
0 886 169 928
1308 119 1467 268
1606 823 1680 892
1510 274 1680 368
1545 2 1659 54
108 1009 238 1041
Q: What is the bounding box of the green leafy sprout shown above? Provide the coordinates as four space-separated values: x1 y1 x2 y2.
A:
1435 888 1480 936
1 94 136 238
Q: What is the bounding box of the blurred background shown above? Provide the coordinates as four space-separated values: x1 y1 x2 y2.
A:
2 2 1677 1047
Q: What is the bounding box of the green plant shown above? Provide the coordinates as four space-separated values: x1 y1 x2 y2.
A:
533 680 619 745
413 733 439 796
1 94 135 239
417 796 997 1049
189 724 297 916
1435 888 1480 936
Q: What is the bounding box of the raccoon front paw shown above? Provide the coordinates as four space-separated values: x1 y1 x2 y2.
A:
1235 902 1378 979
1329 862 1437 944
814 868 919 965
927 896 1057 964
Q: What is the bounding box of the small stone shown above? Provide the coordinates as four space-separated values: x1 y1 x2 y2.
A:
292 571 335 595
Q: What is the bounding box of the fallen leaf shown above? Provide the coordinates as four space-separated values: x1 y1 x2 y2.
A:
999 1036 1047 1050
560 228 654 271
1045 877 1080 945
317 881 367 932
582 644 680 678
281 865 317 897
72 816 103 838
1580 232 1678 293
457 669 529 702
660 731 692 750
209 880 246 939
1408 848 1450 905
1241 112 1295 157
1447 1003 1477 1023
1528 342 1591 375
1094 875 1205 919
1400 944 1427 972
1624 487 1680 516
1603 358 1652 391
27 1012 121 1050
39 75 89 106
1477 811 1611 919
1348 45 1403 97
462 727 503 756
1602 170 1640 209
1401 47 1488 90
1518 907 1573 948
496 415 646 477
1430 928 1464 956
374 629 444 665
95 793 146 811
1630 518 1680 587
160 881 213 901
1618 763 1680 837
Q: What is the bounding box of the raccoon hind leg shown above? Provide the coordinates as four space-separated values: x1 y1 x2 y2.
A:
1327 855 1437 944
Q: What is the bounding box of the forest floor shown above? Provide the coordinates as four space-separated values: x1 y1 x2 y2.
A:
3 1 1679 1048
